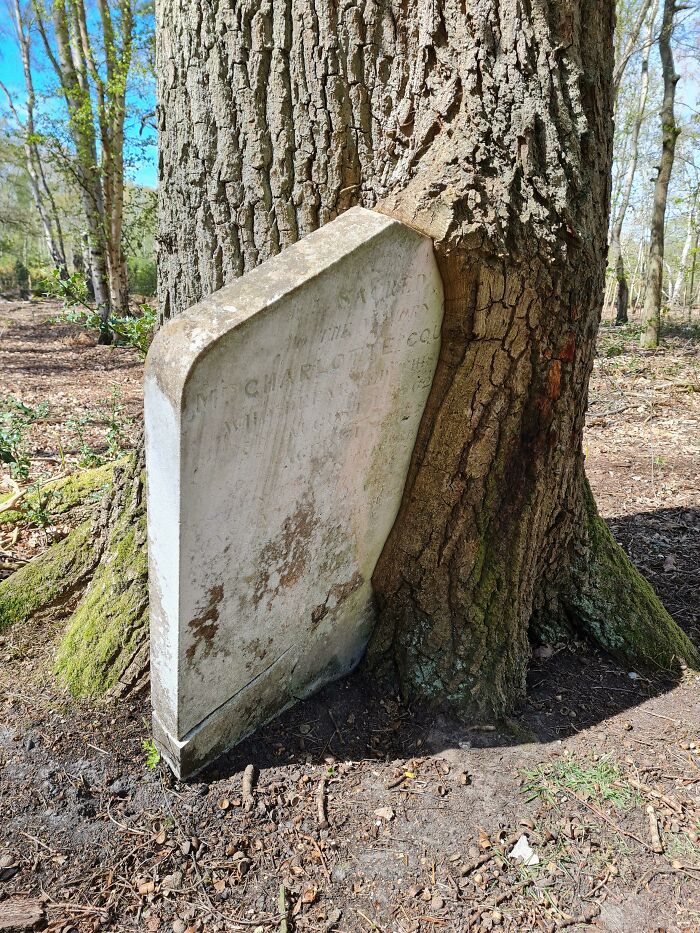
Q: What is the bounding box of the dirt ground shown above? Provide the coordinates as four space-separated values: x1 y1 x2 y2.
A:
0 300 699 933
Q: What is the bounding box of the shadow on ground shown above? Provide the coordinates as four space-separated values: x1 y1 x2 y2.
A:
195 648 687 785
191 505 700 785
607 506 700 646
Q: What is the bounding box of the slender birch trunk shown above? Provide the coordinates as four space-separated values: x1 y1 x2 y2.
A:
641 0 681 348
609 0 657 325
4 0 67 275
670 185 699 314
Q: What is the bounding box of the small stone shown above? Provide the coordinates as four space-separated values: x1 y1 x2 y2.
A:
431 894 444 910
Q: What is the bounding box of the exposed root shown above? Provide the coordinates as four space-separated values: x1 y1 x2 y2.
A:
563 479 698 674
0 449 149 698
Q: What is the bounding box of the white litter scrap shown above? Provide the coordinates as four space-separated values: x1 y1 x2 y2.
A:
509 834 540 867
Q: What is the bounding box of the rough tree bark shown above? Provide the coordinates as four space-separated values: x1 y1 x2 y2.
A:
641 0 680 348
609 0 656 325
1 0 695 715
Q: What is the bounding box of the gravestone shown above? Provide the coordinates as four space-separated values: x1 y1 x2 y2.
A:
145 207 444 777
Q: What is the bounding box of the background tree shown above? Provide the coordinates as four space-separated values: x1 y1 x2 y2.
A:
641 0 681 347
1 0 68 277
608 0 657 324
26 0 140 334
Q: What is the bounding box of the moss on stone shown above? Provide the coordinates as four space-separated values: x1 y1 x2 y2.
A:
0 463 115 526
566 480 698 673
54 499 149 697
0 520 96 631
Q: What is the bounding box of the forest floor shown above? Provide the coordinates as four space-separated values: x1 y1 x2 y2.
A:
0 299 699 933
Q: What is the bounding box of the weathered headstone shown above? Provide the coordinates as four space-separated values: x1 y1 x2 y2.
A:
145 207 443 776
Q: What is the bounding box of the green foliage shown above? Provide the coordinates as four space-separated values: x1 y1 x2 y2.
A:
0 396 48 479
66 388 132 468
44 268 156 354
143 737 161 770
522 754 637 811
127 257 156 296
19 483 59 539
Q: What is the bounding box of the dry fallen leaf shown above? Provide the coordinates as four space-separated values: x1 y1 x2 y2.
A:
374 807 395 821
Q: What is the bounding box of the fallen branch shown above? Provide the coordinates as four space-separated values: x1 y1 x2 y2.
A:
0 488 27 517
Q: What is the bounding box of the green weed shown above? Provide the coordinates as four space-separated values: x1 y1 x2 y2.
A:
143 737 161 770
44 269 156 355
0 396 48 480
521 755 638 811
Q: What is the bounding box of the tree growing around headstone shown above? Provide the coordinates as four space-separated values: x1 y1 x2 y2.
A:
1 0 696 715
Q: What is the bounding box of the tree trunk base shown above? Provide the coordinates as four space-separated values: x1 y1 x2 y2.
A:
1 458 695 718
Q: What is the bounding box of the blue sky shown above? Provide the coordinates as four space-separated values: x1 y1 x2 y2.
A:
0 19 157 188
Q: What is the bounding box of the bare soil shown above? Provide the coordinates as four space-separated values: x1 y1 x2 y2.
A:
0 301 699 933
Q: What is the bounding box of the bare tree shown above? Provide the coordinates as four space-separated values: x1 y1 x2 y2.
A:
641 0 681 348
31 0 135 338
1 0 68 276
613 0 655 98
609 0 658 324
670 181 699 312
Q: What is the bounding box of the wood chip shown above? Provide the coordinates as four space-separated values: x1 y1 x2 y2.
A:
0 898 46 932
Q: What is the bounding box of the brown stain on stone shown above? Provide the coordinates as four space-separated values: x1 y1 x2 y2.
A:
186 584 224 662
252 496 319 610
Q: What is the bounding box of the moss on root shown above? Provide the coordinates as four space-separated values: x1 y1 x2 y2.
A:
1 452 149 698
0 520 97 632
565 480 699 674
0 463 115 526
54 507 149 696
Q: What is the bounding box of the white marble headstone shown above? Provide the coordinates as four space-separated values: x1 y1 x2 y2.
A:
145 207 443 776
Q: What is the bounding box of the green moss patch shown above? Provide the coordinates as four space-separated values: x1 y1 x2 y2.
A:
0 463 115 526
0 520 96 632
54 507 148 697
566 481 698 674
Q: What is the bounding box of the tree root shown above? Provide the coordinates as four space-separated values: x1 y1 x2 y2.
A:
562 479 698 674
0 450 149 698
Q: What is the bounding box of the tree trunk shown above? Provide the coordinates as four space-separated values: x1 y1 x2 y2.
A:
641 0 680 348
8 0 68 276
154 0 697 719
670 185 698 314
2 0 695 717
688 225 700 319
609 0 656 325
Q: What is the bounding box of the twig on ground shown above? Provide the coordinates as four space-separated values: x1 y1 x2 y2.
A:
317 775 329 829
459 832 521 876
646 804 664 853
242 763 257 813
